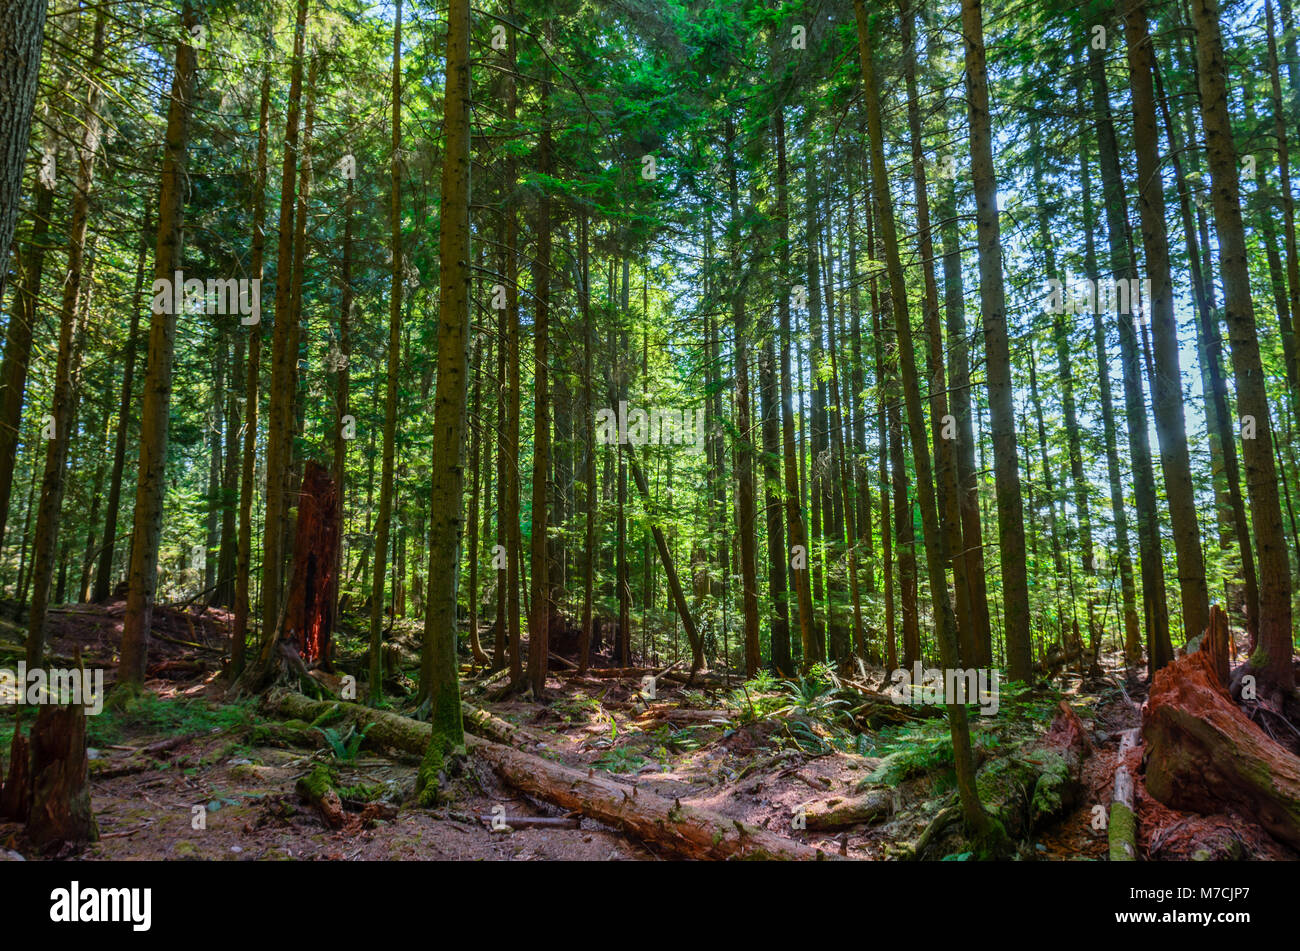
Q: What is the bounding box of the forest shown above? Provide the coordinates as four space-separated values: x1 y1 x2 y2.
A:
0 0 1299 867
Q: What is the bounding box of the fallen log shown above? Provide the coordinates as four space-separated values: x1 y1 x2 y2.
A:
801 790 894 830
458 702 554 750
1108 728 1138 861
480 814 581 831
296 764 345 829
966 700 1091 847
634 705 737 724
262 689 829 860
1143 650 1300 850
548 651 577 670
563 666 656 679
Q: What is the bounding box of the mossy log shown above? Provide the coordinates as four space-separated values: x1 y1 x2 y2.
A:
295 763 345 829
1108 728 1138 861
1143 650 1300 850
262 689 829 860
802 790 894 830
960 700 1091 850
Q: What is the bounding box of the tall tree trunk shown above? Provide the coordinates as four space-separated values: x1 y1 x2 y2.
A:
1090 13 1173 675
1078 78 1141 664
416 0 471 799
260 0 310 639
856 0 999 847
503 0 523 690
117 7 199 689
1124 0 1210 648
526 73 552 697
761 329 790 675
938 158 993 669
0 0 48 309
1188 0 1294 696
205 330 224 596
773 108 815 670
902 0 974 665
806 146 830 664
466 337 489 664
371 2 402 705
231 67 270 679
871 215 897 672
959 0 1032 681
1031 138 1097 655
726 117 760 677
92 204 149 602
1268 0 1300 395
0 142 54 559
579 213 596 674
332 132 354 635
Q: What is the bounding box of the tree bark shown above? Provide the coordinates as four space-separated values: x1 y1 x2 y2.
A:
0 0 48 309
1188 0 1294 696
117 7 199 689
1144 651 1300 849
230 67 270 680
371 3 403 704
959 0 1032 682
26 3 107 666
1124 0 1210 648
416 0 471 800
260 0 310 642
856 0 999 847
773 107 815 671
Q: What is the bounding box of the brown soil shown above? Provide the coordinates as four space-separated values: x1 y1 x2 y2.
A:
1 601 1294 861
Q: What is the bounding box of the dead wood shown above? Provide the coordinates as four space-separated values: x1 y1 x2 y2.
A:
1143 650 1300 850
262 689 831 860
27 704 98 848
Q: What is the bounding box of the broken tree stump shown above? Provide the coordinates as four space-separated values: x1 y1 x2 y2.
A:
283 461 340 667
26 704 97 848
1143 650 1300 850
1197 604 1231 688
0 721 30 821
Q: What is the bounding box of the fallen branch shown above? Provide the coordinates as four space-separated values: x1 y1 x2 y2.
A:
480 814 581 830
1108 728 1138 861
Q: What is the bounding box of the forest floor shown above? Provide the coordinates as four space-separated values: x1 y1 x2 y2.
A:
0 600 1294 861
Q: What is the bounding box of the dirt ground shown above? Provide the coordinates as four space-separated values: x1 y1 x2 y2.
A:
0 600 1294 862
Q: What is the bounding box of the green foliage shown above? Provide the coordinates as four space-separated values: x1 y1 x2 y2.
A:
336 782 383 802
593 747 646 774
317 723 372 763
82 695 257 748
552 691 605 725
649 724 702 754
772 666 851 728
866 722 961 786
727 670 784 723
